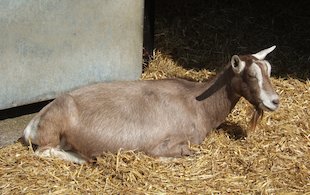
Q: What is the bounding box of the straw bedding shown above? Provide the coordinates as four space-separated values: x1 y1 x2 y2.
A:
1 1 309 194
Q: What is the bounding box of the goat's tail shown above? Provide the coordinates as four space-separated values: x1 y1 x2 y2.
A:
22 115 41 145
250 108 264 131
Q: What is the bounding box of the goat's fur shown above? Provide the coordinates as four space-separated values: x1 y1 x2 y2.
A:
23 46 279 163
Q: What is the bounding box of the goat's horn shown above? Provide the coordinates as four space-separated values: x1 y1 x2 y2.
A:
252 45 276 60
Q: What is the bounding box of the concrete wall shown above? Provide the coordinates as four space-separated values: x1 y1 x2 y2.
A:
0 0 143 110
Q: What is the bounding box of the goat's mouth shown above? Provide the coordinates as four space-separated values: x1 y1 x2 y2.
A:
259 102 279 111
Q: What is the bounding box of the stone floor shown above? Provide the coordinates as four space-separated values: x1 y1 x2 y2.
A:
0 101 49 147
0 114 34 147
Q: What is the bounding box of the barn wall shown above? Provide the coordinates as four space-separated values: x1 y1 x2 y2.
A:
0 0 143 110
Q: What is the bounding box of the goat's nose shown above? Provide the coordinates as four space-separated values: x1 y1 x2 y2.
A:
272 98 279 106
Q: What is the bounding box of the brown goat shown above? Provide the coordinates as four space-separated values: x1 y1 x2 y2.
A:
23 46 279 163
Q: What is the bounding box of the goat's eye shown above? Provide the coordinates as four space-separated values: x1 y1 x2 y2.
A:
248 73 256 79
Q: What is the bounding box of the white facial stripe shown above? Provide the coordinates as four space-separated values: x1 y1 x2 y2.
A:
264 61 272 77
251 63 263 88
251 63 278 110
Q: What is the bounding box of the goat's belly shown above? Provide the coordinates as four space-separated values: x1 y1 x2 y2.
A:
67 127 161 158
66 120 206 158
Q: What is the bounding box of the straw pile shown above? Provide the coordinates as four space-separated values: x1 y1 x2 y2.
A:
1 1 309 194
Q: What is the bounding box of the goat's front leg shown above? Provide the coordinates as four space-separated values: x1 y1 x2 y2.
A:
150 139 194 157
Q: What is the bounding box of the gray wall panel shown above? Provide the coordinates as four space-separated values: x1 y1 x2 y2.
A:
0 0 143 109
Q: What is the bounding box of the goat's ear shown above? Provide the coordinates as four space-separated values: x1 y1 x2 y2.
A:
252 45 276 60
231 55 245 74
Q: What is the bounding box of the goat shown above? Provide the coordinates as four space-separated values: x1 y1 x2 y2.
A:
22 46 279 164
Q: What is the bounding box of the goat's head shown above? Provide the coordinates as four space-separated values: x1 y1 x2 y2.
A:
230 46 279 130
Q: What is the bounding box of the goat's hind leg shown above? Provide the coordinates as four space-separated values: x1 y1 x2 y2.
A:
25 94 84 163
35 146 86 164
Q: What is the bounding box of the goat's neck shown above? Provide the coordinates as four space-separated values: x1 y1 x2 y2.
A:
197 65 240 128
